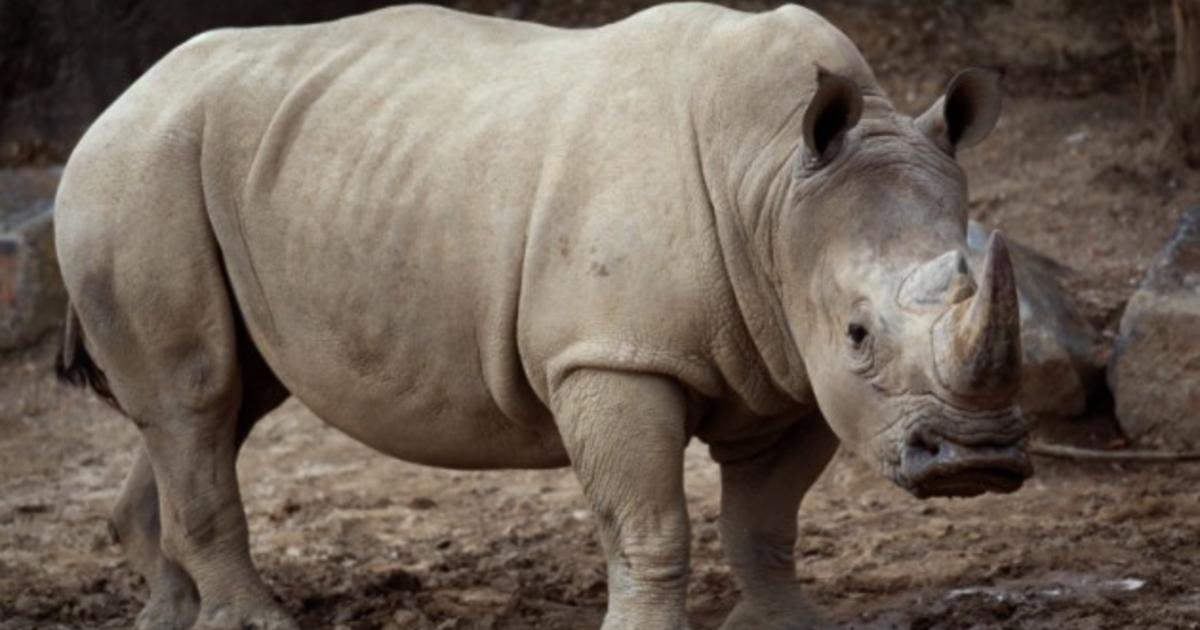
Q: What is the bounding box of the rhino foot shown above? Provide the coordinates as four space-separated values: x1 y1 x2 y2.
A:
133 586 199 630
600 610 692 630
719 599 834 630
191 599 299 630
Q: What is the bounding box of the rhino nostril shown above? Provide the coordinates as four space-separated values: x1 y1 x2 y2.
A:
906 431 941 459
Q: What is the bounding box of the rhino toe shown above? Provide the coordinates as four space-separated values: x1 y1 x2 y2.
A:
192 600 298 630
134 579 200 630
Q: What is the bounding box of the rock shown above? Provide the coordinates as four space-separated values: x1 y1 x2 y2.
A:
371 566 422 593
966 221 1106 421
458 586 512 607
1109 207 1200 448
0 168 66 351
390 609 433 629
409 496 438 510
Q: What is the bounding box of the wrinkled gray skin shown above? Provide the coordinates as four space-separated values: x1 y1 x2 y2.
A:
54 4 1030 629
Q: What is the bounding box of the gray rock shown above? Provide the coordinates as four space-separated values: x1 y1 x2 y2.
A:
966 221 1106 421
0 168 66 351
1109 207 1200 448
390 608 435 630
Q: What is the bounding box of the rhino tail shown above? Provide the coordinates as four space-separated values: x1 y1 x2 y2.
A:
55 302 121 411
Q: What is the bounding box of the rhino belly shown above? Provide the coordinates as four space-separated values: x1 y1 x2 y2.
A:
247 285 566 469
213 196 566 470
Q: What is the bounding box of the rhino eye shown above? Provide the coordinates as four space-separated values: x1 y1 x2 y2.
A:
847 322 870 347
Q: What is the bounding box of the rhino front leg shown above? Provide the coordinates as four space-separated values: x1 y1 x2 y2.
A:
715 418 838 630
553 370 693 630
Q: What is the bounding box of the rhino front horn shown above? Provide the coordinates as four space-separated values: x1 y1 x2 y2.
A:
932 231 1021 405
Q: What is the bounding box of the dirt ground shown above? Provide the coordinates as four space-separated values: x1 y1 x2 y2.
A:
5 345 1200 630
4 1 1200 629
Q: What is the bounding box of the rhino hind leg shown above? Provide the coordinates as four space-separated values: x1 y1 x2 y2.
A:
716 418 839 630
111 449 199 630
55 110 300 628
93 316 296 630
111 331 290 630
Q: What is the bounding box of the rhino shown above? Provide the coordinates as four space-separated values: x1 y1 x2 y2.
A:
54 3 1030 629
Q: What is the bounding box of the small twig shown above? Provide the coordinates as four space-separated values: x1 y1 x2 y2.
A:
1031 441 1200 462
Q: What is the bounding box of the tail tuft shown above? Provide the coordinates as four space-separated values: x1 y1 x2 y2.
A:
55 304 121 410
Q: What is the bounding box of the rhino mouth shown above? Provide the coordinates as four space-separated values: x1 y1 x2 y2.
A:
899 425 1032 499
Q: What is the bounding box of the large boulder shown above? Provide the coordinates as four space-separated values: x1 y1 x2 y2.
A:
1109 207 1200 449
966 221 1106 421
0 168 65 351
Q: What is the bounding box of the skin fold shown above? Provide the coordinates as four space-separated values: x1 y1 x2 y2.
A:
53 4 1025 629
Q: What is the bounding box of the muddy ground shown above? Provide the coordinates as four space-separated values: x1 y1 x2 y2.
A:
4 1 1200 629
5 344 1200 630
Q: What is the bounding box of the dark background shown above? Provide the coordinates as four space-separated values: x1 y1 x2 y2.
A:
1 0 399 165
0 0 1175 167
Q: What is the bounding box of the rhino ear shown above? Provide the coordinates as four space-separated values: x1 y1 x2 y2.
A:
917 67 1003 153
802 68 863 166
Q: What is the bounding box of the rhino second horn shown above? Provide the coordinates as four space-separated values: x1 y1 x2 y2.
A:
898 249 976 310
931 231 1022 405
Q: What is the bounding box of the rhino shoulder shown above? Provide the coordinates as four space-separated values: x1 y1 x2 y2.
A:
682 3 877 92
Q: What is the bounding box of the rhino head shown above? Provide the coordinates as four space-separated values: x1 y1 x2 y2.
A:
779 68 1030 498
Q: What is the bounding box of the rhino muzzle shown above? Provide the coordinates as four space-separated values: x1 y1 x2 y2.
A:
900 422 1032 498
931 231 1022 406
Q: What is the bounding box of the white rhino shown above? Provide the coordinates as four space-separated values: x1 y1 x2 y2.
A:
54 3 1030 629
